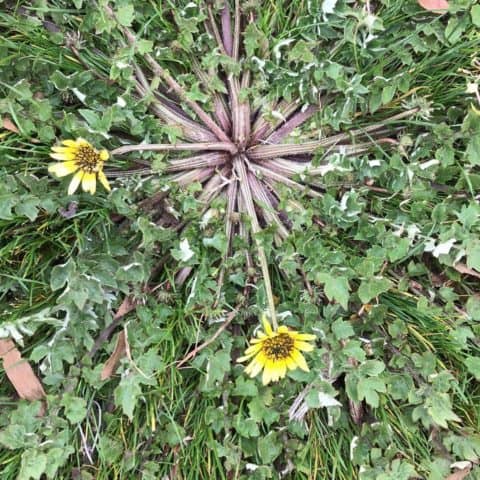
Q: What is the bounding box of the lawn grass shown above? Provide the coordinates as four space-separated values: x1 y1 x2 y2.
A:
1 1 480 479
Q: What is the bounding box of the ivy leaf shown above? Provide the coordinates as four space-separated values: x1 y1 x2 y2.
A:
0 194 16 219
381 84 396 105
232 376 258 397
248 395 279 425
114 374 142 420
377 459 417 480
233 415 259 438
116 4 135 27
357 377 386 408
466 296 480 321
456 203 480 230
50 259 76 291
97 435 123 466
466 240 480 271
0 424 35 450
388 374 414 401
386 237 409 262
185 82 209 103
258 432 282 464
60 395 87 424
162 422 186 447
137 39 153 54
316 273 350 309
202 350 231 391
18 449 47 480
466 134 480 165
357 277 393 304
359 360 385 377
464 357 480 381
203 233 227 253
14 196 40 221
472 5 480 27
44 446 75 479
244 23 269 58
137 217 173 250
288 40 315 63
331 319 354 340
425 392 461 428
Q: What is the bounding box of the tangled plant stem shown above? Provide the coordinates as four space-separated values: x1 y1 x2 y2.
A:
97 1 418 321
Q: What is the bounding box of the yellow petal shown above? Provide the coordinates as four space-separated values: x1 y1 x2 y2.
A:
244 343 263 356
262 359 275 385
75 137 89 146
277 326 289 334
68 171 83 195
48 161 79 177
237 352 256 363
61 139 79 147
99 149 109 161
247 360 264 378
97 170 111 192
82 172 97 194
50 152 75 161
286 356 297 370
261 314 273 336
245 352 266 377
291 349 309 372
273 360 287 381
245 359 259 377
294 340 314 352
51 146 76 154
291 332 317 341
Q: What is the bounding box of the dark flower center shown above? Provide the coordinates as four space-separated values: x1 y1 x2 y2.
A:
76 145 102 173
263 333 294 360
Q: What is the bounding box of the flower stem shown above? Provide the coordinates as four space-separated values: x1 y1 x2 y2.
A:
234 155 278 329
111 142 237 156
221 3 233 56
104 4 233 145
214 179 238 308
248 108 419 160
266 104 319 144
135 82 218 143
233 0 241 61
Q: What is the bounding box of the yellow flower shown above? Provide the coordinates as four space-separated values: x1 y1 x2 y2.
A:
238 315 316 385
48 138 110 195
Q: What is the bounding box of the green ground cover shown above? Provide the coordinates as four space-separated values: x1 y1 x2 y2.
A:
1 1 480 478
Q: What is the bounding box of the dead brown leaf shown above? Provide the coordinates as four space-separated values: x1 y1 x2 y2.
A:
0 339 46 406
418 0 449 12
446 467 471 480
454 263 480 280
100 330 128 380
1 116 20 134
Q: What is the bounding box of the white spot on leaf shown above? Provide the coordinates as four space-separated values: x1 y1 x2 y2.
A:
318 392 342 407
72 88 86 102
322 0 338 15
178 239 194 261
424 238 456 257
